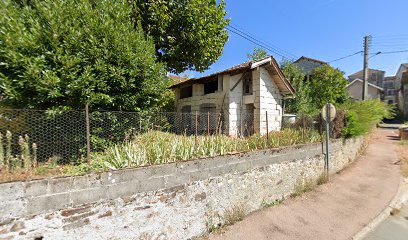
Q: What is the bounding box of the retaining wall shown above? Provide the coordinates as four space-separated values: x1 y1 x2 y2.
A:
0 137 365 239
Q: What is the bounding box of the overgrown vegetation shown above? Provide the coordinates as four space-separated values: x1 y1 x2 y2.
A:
291 177 316 197
341 99 395 138
0 128 321 181
78 129 321 173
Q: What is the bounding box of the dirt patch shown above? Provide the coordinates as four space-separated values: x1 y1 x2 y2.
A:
397 140 408 177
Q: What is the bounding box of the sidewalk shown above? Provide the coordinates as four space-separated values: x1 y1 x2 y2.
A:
210 129 401 240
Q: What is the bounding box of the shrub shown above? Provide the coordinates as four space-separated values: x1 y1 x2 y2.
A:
341 99 395 138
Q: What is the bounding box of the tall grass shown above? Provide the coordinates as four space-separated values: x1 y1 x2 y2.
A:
86 129 321 171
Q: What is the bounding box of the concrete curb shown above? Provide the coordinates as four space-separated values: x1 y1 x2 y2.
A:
353 177 408 240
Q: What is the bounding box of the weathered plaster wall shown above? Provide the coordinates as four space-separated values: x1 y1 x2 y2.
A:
0 137 365 240
347 80 382 100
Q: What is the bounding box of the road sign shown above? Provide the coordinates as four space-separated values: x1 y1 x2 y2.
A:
322 103 336 178
321 103 336 122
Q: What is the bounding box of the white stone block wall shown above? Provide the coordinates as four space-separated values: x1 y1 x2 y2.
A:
227 73 244 136
258 67 283 134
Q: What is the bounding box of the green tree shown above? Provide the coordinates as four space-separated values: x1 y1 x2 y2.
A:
281 60 311 113
133 0 230 74
0 0 167 111
247 47 268 61
309 65 349 109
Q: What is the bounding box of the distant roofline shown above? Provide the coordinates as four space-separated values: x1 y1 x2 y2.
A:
294 56 327 65
348 68 385 78
346 78 384 91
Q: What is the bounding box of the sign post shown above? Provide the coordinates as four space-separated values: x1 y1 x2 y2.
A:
321 103 336 177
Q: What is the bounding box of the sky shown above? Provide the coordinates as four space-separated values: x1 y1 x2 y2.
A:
187 0 408 78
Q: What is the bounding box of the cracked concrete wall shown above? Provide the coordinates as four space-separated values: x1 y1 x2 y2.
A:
0 137 364 239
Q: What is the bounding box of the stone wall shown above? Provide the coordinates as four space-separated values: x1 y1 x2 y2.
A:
0 137 365 239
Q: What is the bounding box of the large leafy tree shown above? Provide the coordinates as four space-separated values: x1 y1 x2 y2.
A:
309 65 349 109
281 62 349 114
0 0 167 111
133 0 229 74
281 60 311 113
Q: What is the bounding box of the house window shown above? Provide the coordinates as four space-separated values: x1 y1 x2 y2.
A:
204 80 218 95
180 86 193 99
243 73 252 95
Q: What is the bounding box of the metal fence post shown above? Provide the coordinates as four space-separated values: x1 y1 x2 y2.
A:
85 104 91 173
216 112 222 135
207 112 210 136
266 111 269 142
240 110 243 138
195 111 198 143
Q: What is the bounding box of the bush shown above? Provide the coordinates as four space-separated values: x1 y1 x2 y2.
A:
341 99 395 138
0 0 167 111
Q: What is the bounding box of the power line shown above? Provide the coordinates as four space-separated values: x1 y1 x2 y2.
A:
228 24 297 59
226 26 293 59
377 49 408 55
170 0 296 60
328 51 363 63
225 26 290 59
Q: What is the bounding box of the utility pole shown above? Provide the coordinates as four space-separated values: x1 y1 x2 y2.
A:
362 35 370 100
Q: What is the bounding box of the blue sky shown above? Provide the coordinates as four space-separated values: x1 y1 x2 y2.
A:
187 0 408 78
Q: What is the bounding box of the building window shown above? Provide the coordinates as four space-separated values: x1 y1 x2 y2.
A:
204 80 218 95
180 86 193 99
243 73 252 95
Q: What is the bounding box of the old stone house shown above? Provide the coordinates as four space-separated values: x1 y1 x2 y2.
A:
170 56 295 136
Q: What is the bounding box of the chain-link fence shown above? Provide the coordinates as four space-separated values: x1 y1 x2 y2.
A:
0 108 328 172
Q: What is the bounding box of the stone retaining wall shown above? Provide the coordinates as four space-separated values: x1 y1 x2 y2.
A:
0 137 365 239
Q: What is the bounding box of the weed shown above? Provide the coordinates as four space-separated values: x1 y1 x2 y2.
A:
317 172 329 185
399 141 408 177
291 178 316 197
223 204 247 226
261 198 282 208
